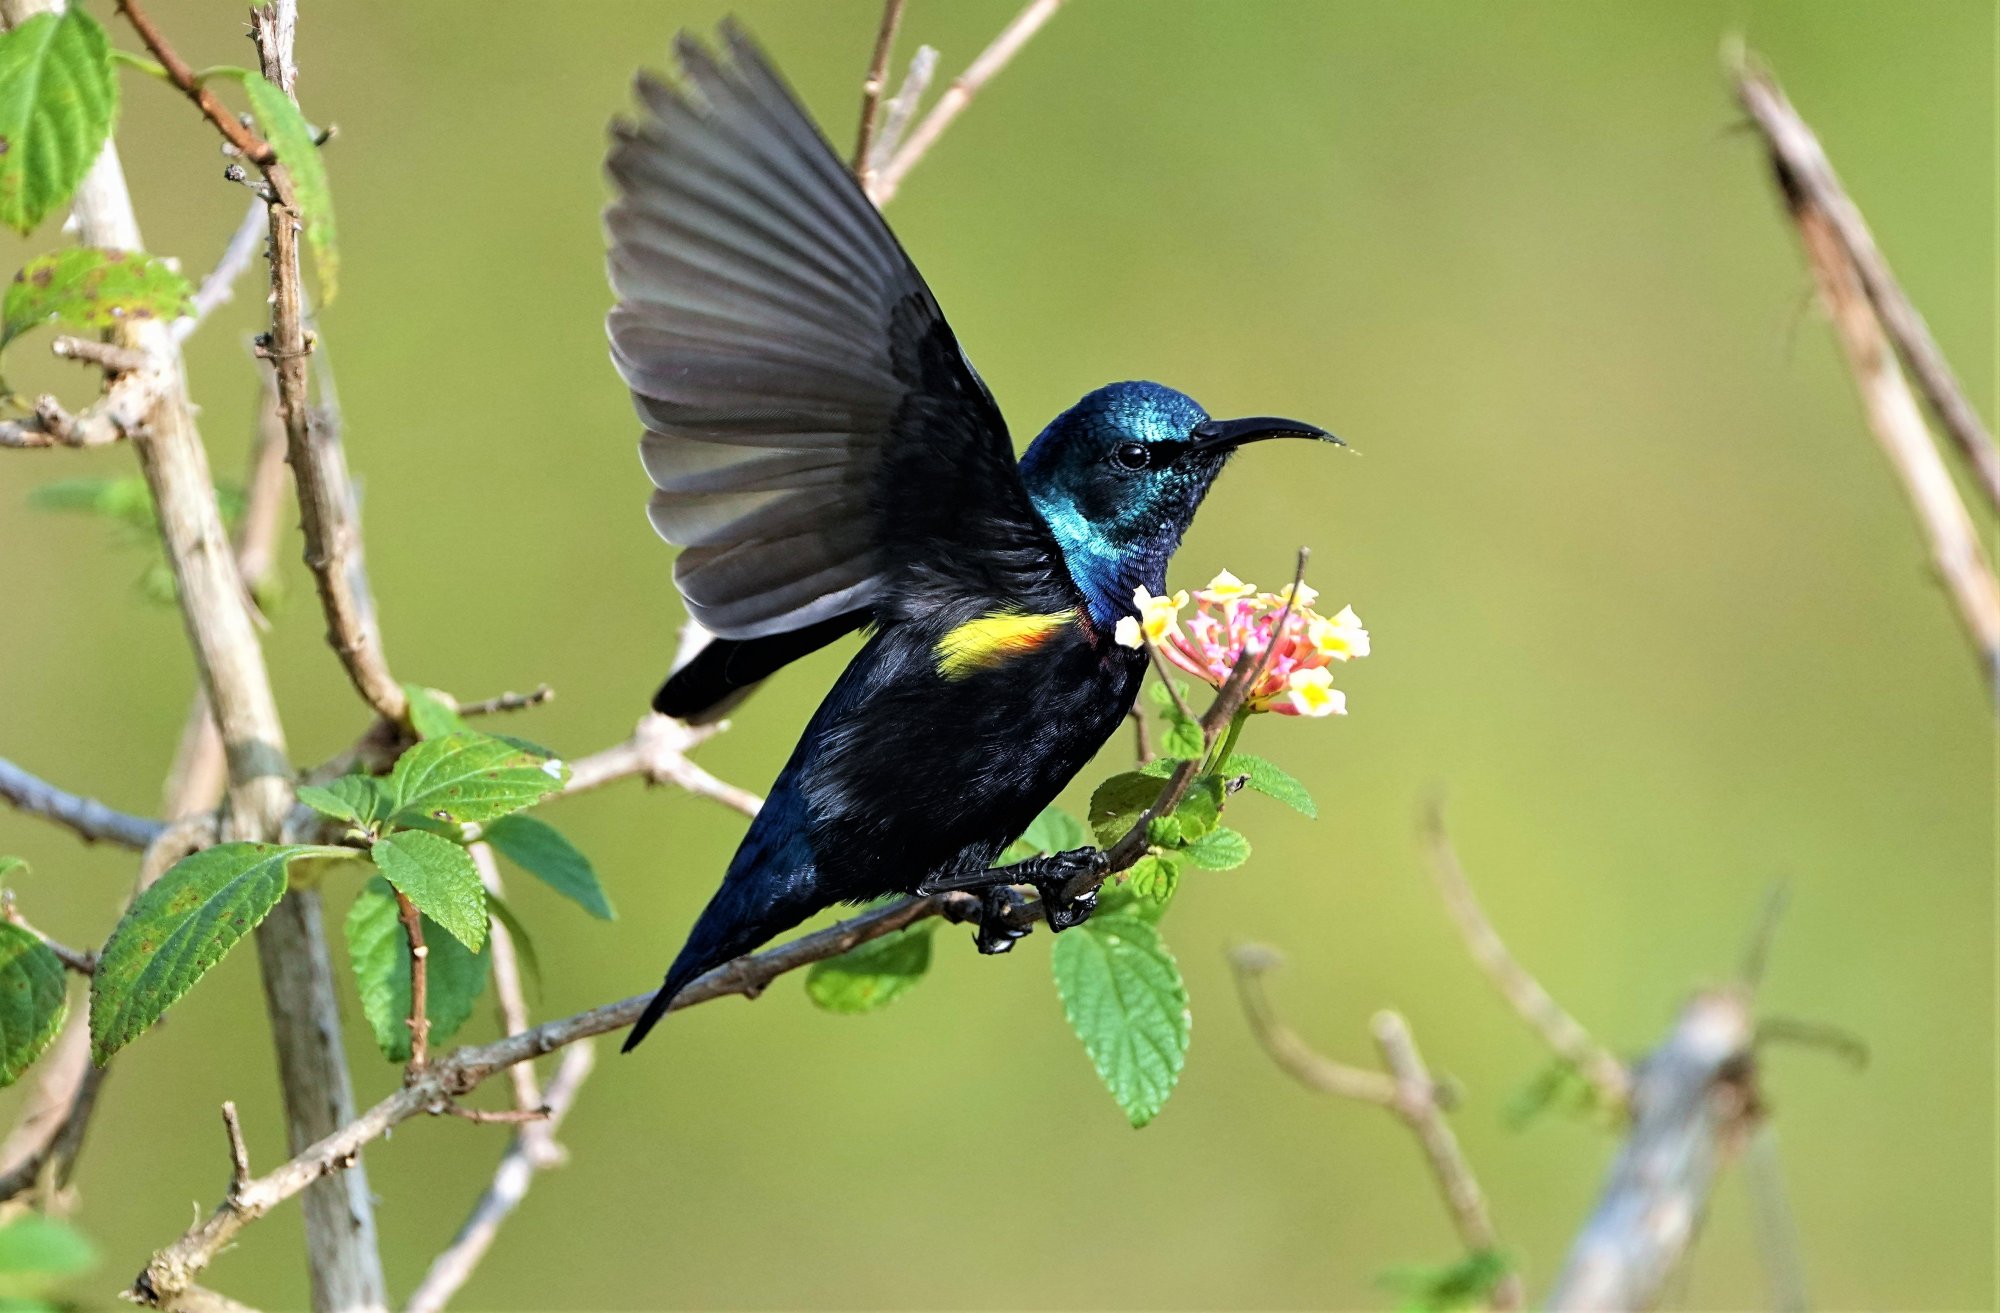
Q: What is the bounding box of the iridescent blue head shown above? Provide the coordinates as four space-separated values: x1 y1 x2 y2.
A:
1018 381 1340 628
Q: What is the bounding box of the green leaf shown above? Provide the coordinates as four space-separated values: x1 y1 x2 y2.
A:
90 842 345 1062
3 247 190 350
389 731 567 829
236 72 337 299
1171 775 1223 840
1220 752 1317 818
402 684 467 740
1502 1057 1604 1130
805 923 934 1014
344 876 490 1063
1145 814 1182 848
369 829 485 951
483 814 612 920
294 774 394 829
0 1213 95 1279
1126 852 1181 905
0 7 116 234
1158 716 1204 761
484 891 540 995
1088 772 1164 847
1378 1250 1512 1313
0 922 66 1088
1051 913 1190 1127
1181 826 1250 871
0 856 24 882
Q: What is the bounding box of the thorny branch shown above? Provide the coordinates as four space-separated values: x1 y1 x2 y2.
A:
1230 947 1523 1313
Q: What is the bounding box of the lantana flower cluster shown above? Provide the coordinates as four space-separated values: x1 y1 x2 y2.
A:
1113 570 1369 717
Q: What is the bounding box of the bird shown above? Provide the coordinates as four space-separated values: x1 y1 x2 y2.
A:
605 24 1341 1051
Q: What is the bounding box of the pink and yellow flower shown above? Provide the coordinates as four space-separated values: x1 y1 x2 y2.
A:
1115 570 1370 717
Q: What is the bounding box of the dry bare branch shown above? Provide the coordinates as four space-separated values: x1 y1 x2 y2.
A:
868 0 1064 205
1735 54 2000 512
562 714 762 816
1422 803 1631 1111
0 758 166 850
851 0 906 191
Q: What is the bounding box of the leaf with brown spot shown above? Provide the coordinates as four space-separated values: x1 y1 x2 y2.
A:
2 247 191 353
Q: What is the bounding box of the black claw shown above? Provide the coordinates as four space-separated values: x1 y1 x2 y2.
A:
1033 846 1105 934
975 885 1032 955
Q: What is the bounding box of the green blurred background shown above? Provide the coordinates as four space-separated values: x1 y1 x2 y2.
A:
2 1 1992 1308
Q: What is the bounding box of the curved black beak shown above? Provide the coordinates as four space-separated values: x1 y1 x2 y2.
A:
1188 415 1343 456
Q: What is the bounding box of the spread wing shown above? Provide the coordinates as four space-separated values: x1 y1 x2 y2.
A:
605 23 1069 649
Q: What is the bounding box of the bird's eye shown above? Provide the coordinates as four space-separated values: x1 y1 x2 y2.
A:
1113 443 1151 471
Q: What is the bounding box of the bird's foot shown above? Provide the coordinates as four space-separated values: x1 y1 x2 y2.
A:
974 885 1032 955
1026 846 1106 933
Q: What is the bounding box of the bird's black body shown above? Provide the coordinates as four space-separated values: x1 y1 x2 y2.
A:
606 26 1339 1049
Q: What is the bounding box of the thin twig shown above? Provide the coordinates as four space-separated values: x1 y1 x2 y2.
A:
0 758 167 850
0 893 97 974
112 0 277 166
561 714 761 816
471 844 540 1114
131 891 982 1306
174 199 272 343
458 685 554 718
0 370 166 448
866 45 937 176
51 335 149 373
869 0 1064 205
1767 137 2000 692
1228 947 1521 1312
221 1102 251 1197
403 1044 594 1313
1421 802 1632 1111
247 2 406 725
851 0 906 189
1734 53 2000 513
393 890 430 1074
1127 707 1154 765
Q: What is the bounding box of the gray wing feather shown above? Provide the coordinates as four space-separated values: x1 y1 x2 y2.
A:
606 24 1065 643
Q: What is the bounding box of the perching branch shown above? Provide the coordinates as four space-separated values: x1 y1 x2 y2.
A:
1734 52 2000 513
131 891 976 1307
868 0 1065 206
1421 802 1631 1112
1733 53 2000 695
1230 947 1524 1313
0 757 167 850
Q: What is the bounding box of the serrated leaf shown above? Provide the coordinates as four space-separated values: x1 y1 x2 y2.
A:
237 73 337 299
389 730 567 828
1172 775 1223 840
484 891 540 995
805 923 933 1014
0 1212 95 1279
1158 716 1205 761
483 814 612 920
0 922 66 1088
370 829 485 951
344 876 490 1063
1181 826 1250 871
1220 752 1317 818
1051 913 1189 1127
1127 852 1181 905
0 8 115 234
402 684 466 740
1088 771 1164 847
90 842 346 1062
1145 814 1182 848
3 247 190 351
297 775 393 827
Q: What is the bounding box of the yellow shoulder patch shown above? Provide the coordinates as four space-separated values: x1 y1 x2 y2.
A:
935 609 1076 679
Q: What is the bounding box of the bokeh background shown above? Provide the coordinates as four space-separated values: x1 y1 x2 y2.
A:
1 1 1992 1308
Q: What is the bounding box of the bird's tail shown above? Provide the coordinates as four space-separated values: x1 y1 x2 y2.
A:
622 861 823 1052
